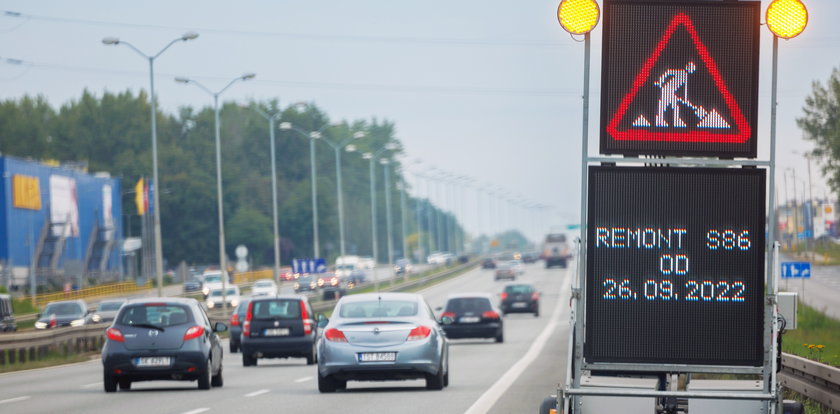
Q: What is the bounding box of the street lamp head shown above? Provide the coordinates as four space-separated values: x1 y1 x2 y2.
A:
345 144 357 153
102 37 120 45
310 131 322 139
385 142 399 151
181 31 200 41
380 158 390 165
362 152 373 160
174 77 191 84
241 73 257 81
353 131 366 139
279 122 292 130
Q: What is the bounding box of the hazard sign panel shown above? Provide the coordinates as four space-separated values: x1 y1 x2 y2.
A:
600 1 760 158
586 167 765 366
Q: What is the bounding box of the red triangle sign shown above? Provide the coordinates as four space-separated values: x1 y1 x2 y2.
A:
606 13 751 144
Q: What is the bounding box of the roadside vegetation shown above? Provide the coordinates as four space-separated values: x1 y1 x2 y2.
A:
782 302 840 367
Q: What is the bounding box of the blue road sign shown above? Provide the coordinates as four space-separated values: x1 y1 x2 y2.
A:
781 262 811 279
292 258 327 274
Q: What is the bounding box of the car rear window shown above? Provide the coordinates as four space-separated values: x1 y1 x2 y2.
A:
118 304 193 327
446 297 492 313
504 285 534 294
236 300 251 317
251 300 301 320
44 302 84 316
339 300 418 318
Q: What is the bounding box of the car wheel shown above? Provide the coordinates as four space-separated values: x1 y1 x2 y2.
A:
318 371 338 393
229 342 238 353
495 329 504 343
197 360 212 390
425 364 445 390
444 365 450 387
539 396 558 414
118 380 131 390
103 373 117 393
211 364 224 387
534 308 540 317
306 345 316 365
243 354 257 367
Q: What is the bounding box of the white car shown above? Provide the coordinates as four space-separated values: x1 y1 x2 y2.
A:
508 260 525 275
201 270 231 296
251 279 278 297
206 286 241 309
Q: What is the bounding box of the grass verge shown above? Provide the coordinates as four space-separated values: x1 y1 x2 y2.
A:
0 350 99 374
782 301 840 367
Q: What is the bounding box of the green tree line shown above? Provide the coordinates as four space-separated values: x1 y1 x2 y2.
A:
0 90 465 268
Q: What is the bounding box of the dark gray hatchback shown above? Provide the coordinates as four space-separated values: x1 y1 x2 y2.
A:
240 295 317 366
101 297 227 392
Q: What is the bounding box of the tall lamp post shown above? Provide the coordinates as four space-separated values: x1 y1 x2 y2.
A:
176 73 255 312
103 31 199 296
246 104 283 284
381 158 396 278
322 130 366 257
362 143 398 291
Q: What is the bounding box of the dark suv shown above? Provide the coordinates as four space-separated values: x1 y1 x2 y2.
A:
0 294 16 332
240 295 318 366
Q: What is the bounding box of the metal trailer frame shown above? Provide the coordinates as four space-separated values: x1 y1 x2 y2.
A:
559 25 782 414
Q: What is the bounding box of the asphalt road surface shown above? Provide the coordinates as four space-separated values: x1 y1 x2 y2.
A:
0 261 573 414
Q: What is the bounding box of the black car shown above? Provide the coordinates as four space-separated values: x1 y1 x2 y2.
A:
439 294 504 343
240 295 318 366
294 275 318 293
228 298 251 353
34 300 89 329
101 297 227 392
183 278 203 293
0 294 16 332
480 257 496 269
499 283 539 316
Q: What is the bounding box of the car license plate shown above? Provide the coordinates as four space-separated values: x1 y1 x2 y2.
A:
264 328 290 336
460 316 480 323
358 352 397 362
512 302 528 308
134 357 171 367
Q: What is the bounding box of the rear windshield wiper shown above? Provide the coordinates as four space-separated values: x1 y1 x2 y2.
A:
128 323 165 331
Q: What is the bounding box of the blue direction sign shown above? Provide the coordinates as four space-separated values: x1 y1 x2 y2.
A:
781 262 811 279
292 258 327 274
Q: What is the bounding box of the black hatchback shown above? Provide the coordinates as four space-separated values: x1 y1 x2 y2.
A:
499 283 540 316
439 294 504 343
101 297 227 392
240 295 317 366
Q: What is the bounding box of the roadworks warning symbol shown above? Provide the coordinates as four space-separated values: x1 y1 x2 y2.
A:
605 13 750 144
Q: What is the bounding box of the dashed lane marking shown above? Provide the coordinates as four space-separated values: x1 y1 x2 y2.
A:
181 408 209 414
0 396 31 405
244 389 270 397
294 376 313 383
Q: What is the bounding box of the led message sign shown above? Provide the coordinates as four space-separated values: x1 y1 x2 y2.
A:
585 167 765 366
600 1 760 157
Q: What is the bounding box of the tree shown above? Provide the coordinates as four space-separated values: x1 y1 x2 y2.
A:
798 67 840 192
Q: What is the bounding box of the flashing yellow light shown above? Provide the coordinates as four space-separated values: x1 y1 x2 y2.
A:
766 0 808 39
557 0 600 35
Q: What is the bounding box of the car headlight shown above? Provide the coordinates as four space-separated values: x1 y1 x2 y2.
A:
207 301 215 309
294 282 300 290
310 282 317 289
70 318 85 327
231 299 239 307
34 321 47 329
330 277 338 286
92 314 102 323
202 287 210 295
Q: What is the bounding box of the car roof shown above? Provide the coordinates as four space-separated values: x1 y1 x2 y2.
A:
124 297 199 305
46 299 87 305
250 294 309 302
338 292 421 303
446 292 494 300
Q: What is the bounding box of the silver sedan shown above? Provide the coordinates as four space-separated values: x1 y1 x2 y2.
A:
316 292 450 392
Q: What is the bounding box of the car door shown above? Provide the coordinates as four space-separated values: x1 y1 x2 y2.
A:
196 303 221 372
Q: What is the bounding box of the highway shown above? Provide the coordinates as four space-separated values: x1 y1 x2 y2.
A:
0 261 572 414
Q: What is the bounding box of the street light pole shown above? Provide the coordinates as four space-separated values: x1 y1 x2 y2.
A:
176 73 255 313
249 105 283 284
323 131 366 257
382 158 395 277
361 143 397 290
103 31 199 297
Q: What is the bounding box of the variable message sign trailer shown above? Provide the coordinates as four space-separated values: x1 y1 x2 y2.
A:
541 0 802 412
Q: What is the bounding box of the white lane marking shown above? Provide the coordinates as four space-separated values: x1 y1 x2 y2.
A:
293 376 313 383
463 271 571 414
181 409 209 414
244 389 270 397
81 382 102 388
0 396 31 405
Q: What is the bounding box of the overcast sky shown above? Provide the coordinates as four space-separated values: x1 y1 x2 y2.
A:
1 0 838 243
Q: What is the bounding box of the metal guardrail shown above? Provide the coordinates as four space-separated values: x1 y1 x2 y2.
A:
0 261 476 367
31 281 153 306
779 352 840 411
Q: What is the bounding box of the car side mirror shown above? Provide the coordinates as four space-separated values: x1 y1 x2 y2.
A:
317 314 329 328
213 322 228 333
440 316 454 325
36 313 41 319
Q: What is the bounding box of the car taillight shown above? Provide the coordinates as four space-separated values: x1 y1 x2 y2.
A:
49 314 56 328
407 326 431 341
230 313 240 326
184 325 205 340
300 300 312 335
441 311 456 319
531 292 540 301
483 311 501 320
500 292 508 300
106 327 124 342
324 328 348 342
243 301 254 337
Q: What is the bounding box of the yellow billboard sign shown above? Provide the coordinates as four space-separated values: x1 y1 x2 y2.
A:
13 175 42 210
